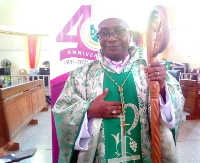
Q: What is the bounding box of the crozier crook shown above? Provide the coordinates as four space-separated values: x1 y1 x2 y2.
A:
146 5 170 163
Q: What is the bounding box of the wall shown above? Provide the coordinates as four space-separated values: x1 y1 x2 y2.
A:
162 28 200 70
0 0 199 73
0 33 50 76
0 0 50 76
161 1 200 70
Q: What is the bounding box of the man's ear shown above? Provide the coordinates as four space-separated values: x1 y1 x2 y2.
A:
128 30 134 45
132 31 141 45
129 29 134 37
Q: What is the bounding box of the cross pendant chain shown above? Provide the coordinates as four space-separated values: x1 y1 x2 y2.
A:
101 64 134 136
119 87 127 115
119 87 129 136
120 115 130 136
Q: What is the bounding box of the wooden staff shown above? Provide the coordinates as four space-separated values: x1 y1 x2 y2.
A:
146 5 170 163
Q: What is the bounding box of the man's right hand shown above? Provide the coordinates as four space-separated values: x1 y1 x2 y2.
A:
87 88 122 118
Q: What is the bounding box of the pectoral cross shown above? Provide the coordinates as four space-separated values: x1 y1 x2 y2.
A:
120 115 130 136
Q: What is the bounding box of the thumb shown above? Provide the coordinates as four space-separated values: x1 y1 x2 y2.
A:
101 88 109 99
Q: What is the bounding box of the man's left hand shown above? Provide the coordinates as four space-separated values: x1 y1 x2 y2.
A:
145 61 166 101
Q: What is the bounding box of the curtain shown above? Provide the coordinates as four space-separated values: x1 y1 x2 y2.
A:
24 36 41 69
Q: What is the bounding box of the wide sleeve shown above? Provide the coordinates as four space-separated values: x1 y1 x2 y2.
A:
159 84 175 129
159 73 185 162
52 69 91 163
165 73 185 142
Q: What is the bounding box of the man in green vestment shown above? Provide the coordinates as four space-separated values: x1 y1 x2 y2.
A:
53 18 184 163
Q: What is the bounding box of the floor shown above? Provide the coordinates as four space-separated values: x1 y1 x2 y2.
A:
177 111 200 163
7 110 200 163
8 106 52 163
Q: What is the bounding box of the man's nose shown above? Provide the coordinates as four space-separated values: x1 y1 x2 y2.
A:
108 32 116 40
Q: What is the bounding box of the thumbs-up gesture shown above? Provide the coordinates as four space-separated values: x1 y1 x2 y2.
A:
88 88 122 118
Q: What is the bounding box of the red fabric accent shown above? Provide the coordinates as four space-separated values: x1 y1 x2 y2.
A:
28 36 37 69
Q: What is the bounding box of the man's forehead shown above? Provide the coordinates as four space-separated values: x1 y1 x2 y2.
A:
98 18 129 30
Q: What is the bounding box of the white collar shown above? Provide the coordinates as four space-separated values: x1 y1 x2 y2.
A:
104 54 130 74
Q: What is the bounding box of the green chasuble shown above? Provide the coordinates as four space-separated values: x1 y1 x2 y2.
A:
53 48 184 162
103 70 142 163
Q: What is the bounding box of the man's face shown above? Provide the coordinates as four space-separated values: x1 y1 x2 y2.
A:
98 18 131 61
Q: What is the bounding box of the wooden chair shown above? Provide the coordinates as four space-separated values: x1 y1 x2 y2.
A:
180 79 200 120
0 80 48 150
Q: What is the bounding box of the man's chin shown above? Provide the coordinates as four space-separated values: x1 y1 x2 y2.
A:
105 53 123 61
105 49 122 55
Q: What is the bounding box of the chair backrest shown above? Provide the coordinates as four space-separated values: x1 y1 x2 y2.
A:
180 79 200 120
167 70 181 82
